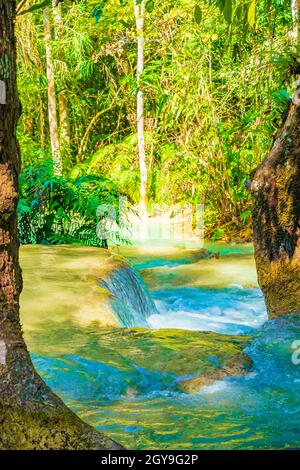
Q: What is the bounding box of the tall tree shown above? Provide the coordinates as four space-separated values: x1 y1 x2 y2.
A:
0 0 120 449
53 0 71 161
250 2 300 319
134 0 148 218
291 0 300 40
44 7 62 175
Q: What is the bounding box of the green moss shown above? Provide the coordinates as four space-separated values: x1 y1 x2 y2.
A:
276 165 297 230
258 257 300 318
0 404 121 450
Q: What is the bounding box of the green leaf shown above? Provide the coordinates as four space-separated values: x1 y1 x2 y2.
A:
248 0 256 28
120 19 130 28
235 4 243 21
216 0 225 13
146 0 155 13
194 5 202 25
90 1 108 23
223 0 232 24
273 89 290 105
18 0 51 15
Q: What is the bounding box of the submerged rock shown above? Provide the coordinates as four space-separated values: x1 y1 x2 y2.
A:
177 352 252 393
25 323 253 397
102 329 253 394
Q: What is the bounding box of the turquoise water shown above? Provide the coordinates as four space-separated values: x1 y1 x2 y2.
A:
149 287 266 334
29 244 300 449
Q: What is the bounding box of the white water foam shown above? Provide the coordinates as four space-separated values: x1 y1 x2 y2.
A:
148 286 267 334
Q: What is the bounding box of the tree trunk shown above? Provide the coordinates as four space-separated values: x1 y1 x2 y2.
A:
250 94 300 318
134 0 148 218
250 3 300 319
0 1 121 449
39 100 46 148
53 1 71 161
44 8 62 175
291 0 300 41
58 90 71 157
53 0 63 35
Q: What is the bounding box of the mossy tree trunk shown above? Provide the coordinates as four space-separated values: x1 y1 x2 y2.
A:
251 94 300 318
0 0 121 449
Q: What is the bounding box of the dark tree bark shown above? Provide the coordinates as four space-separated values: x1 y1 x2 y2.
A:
0 1 121 449
251 94 300 318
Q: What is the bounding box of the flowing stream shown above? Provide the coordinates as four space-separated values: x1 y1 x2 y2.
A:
21 243 300 449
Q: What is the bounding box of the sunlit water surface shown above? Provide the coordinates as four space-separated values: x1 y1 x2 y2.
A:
22 243 300 449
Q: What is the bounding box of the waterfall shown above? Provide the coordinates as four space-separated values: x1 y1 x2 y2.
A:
100 265 158 327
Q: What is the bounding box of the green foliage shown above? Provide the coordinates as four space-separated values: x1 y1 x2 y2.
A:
194 5 202 24
18 0 52 15
16 0 297 242
19 158 126 246
89 1 108 22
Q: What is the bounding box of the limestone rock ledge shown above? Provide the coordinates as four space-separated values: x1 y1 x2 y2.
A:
20 245 129 330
